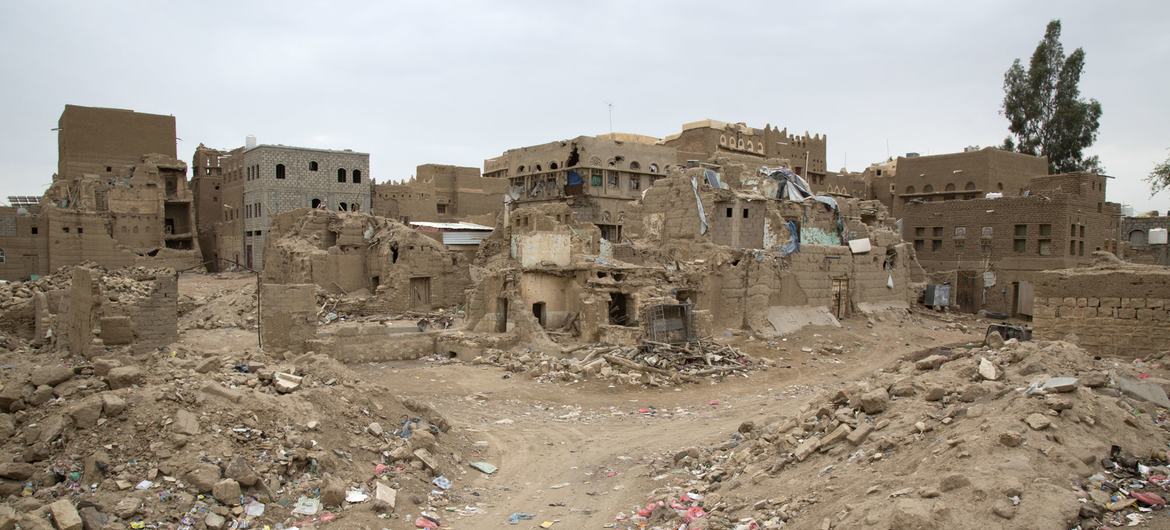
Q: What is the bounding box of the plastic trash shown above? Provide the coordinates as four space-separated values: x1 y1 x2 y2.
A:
244 500 265 516
415 514 441 528
432 476 452 490
291 496 321 515
507 512 535 525
345 489 369 503
134 480 153 490
470 461 497 474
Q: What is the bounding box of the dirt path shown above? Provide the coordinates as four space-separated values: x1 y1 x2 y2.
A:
368 316 977 528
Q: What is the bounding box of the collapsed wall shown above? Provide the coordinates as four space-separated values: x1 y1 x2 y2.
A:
1033 254 1170 356
262 209 471 313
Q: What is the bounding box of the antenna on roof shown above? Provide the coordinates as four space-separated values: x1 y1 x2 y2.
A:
606 102 613 134
886 138 890 159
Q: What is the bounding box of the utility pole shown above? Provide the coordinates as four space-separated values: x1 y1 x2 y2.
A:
607 102 613 134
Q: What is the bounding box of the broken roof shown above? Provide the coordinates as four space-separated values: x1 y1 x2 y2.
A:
408 221 494 231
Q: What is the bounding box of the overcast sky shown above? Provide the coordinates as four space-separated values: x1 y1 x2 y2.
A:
1 1 1167 211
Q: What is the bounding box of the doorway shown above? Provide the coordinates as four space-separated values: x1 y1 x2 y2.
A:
410 277 432 309
831 279 850 319
532 302 546 328
496 297 508 332
956 271 977 313
245 245 253 270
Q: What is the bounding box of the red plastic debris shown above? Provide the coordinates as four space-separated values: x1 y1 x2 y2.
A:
684 506 707 522
1139 373 1151 379
414 516 440 528
1133 491 1166 507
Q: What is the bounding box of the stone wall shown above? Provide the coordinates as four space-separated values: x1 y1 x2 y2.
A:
1033 266 1170 356
259 283 317 353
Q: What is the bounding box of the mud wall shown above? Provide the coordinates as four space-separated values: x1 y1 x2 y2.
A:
1033 268 1170 356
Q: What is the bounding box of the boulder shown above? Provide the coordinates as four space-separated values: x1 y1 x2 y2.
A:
106 367 143 390
859 388 890 414
184 463 221 492
212 478 242 505
30 366 74 387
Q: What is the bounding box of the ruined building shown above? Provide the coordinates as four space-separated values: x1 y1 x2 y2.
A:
371 163 506 224
0 105 199 280
483 134 678 242
1120 212 1170 266
661 119 828 185
904 172 1121 316
193 140 370 270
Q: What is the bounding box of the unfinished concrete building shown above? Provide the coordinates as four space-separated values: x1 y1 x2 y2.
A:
483 134 678 242
661 120 829 186
194 139 371 270
0 106 200 280
262 208 471 312
903 172 1121 316
463 165 913 346
371 163 506 225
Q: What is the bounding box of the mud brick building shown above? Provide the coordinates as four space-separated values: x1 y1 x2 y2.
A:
888 147 1048 218
0 105 200 280
371 163 506 224
483 134 678 241
661 120 828 185
904 172 1120 316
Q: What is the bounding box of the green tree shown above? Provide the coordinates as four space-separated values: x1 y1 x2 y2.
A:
1147 150 1170 194
1001 20 1103 174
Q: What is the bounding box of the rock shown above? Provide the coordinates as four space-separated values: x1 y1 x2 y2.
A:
184 463 221 492
821 423 852 447
78 506 109 530
957 384 988 403
991 499 1016 519
978 358 999 381
30 366 74 387
1041 377 1079 393
195 357 220 373
915 355 947 371
113 497 141 519
212 478 242 505
205 512 227 529
1081 371 1108 388
674 447 701 463
67 396 104 429
367 422 384 436
0 382 27 410
223 456 258 487
92 358 120 377
200 383 243 403
1117 375 1170 409
1024 413 1052 430
1044 395 1072 412
28 385 54 406
106 367 143 389
847 423 872 445
738 421 755 433
939 473 970 492
37 414 71 443
321 475 346 506
985 331 1005 349
274 372 303 393
99 393 127 416
48 499 82 530
889 379 916 397
0 414 14 440
888 499 938 530
859 388 890 414
999 431 1023 447
918 487 940 499
373 482 397 511
173 409 201 436
413 448 439 471
923 386 946 402
0 463 38 480
794 436 821 461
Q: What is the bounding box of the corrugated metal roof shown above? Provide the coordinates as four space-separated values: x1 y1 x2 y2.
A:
442 232 490 246
409 221 494 231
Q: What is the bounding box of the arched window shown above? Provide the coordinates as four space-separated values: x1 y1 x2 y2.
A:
965 182 976 190
309 161 319 171
737 139 745 149
337 168 346 182
719 135 727 146
746 141 754 151
906 186 916 194
629 161 641 170
945 183 955 191
275 164 285 179
550 162 559 170
311 198 322 209
352 169 361 183
517 165 526 174
351 203 359 212
648 163 659 173
339 202 348 211
757 143 765 153
923 184 934 193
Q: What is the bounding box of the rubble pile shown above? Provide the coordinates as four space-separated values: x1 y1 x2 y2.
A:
617 339 1170 529
0 265 169 313
474 340 768 386
0 343 479 529
178 283 257 330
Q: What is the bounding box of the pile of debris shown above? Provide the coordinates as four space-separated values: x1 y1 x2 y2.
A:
615 339 1170 529
178 282 257 331
0 265 168 313
0 336 483 529
474 339 767 386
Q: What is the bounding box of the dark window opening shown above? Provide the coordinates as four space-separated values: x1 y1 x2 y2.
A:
311 198 322 208
353 169 361 183
742 208 749 219
337 168 347 182
390 242 399 263
77 227 83 234
725 207 733 217
608 292 630 326
31 227 37 235
566 145 580 167
339 202 348 211
532 302 547 328
309 161 319 171
275 164 285 179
